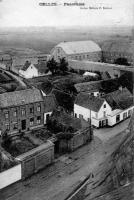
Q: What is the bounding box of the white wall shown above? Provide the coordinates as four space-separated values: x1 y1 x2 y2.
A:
98 101 112 118
0 164 21 189
74 104 97 121
44 112 52 124
108 106 134 126
19 64 38 78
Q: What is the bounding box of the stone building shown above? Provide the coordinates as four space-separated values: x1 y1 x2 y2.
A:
0 88 45 136
101 40 134 66
50 40 102 62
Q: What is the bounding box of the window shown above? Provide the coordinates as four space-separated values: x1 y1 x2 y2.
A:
30 107 34 114
14 109 17 117
5 111 9 119
5 124 10 130
37 116 41 124
116 114 120 123
37 105 41 112
21 108 26 116
13 122 18 130
123 112 127 119
104 104 106 108
128 110 132 116
30 118 34 126
75 113 77 118
79 114 83 119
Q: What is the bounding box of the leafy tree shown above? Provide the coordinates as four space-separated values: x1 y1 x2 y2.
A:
47 58 58 75
59 58 68 74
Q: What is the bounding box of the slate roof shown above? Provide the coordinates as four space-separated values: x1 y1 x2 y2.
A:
55 41 101 55
43 95 57 113
0 88 43 108
104 87 133 110
75 92 104 112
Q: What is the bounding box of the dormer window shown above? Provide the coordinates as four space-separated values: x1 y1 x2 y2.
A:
104 104 106 108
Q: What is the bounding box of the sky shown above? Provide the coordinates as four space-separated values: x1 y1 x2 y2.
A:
0 0 133 27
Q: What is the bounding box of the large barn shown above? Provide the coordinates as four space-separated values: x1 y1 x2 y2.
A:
50 40 102 62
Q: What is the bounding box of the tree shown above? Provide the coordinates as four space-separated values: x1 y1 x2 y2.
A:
47 58 58 75
59 58 68 74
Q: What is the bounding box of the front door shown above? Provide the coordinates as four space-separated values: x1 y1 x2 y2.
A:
21 119 26 130
102 119 108 127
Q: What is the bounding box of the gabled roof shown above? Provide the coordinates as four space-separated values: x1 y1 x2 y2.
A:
55 41 101 55
75 93 104 112
0 88 43 108
74 81 103 93
43 95 57 113
74 78 119 94
104 87 133 110
21 61 31 71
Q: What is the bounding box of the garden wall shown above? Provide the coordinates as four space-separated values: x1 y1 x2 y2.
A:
0 164 21 190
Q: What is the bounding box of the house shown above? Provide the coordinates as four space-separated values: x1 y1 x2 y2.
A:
74 88 134 128
19 61 51 78
19 62 38 78
50 40 102 62
0 88 45 135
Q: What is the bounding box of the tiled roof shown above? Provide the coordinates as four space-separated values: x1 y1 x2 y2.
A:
74 81 103 93
75 92 104 112
43 95 57 113
0 88 43 108
21 61 31 71
74 79 119 94
55 40 101 55
104 87 133 110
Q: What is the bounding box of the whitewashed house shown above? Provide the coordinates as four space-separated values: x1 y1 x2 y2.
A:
19 62 38 78
19 61 51 79
74 88 134 128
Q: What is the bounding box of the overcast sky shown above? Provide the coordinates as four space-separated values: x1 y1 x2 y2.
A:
0 0 133 27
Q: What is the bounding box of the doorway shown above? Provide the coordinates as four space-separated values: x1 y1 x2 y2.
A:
21 119 26 130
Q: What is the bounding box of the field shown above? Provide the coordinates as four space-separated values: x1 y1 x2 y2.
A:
0 26 132 55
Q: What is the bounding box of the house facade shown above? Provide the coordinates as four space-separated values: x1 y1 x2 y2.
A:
74 88 134 128
19 63 38 78
50 41 102 62
19 62 51 78
0 89 45 135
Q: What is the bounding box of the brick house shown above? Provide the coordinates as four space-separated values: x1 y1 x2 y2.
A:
0 88 45 135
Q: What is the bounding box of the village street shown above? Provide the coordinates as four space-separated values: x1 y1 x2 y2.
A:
0 118 130 200
94 118 130 142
